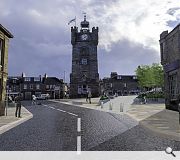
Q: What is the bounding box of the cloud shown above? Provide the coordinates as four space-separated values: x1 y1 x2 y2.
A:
98 39 158 78
84 0 180 52
2 0 180 52
0 0 180 81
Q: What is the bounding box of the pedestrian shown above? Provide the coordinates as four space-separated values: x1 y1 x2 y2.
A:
86 90 89 103
15 93 22 118
32 94 36 105
143 95 147 104
88 90 92 104
178 94 180 125
8 95 13 103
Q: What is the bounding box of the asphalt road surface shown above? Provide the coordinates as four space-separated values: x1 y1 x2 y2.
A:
0 100 179 151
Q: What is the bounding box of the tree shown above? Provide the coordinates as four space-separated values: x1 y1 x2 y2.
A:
135 63 164 91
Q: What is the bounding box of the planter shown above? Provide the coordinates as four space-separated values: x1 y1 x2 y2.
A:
99 98 110 105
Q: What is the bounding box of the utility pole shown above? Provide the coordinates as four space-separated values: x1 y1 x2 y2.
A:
64 71 66 83
178 101 180 125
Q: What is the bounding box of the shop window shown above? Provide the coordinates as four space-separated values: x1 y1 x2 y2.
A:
169 74 178 99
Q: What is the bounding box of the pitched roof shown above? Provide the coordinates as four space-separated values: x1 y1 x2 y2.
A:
0 24 13 38
42 77 63 84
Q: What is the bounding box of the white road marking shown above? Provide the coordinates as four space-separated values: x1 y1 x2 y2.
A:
42 103 81 152
77 136 81 154
57 109 66 113
77 118 81 132
42 104 78 117
66 112 78 117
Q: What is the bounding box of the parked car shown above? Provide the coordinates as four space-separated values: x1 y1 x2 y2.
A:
36 94 50 100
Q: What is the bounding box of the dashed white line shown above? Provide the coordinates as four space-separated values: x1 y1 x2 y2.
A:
66 112 78 117
77 118 81 132
42 104 78 117
77 136 81 155
42 103 81 153
49 106 55 110
77 118 81 154
57 109 66 113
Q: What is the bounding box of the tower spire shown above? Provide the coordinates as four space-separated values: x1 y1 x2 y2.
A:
81 12 89 29
83 12 86 21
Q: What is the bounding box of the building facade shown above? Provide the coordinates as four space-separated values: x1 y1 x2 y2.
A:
0 24 13 116
100 72 140 96
6 76 22 99
7 74 64 100
42 74 64 99
70 15 99 98
160 24 180 111
21 76 43 100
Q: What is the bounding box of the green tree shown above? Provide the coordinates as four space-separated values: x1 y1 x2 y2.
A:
135 63 164 91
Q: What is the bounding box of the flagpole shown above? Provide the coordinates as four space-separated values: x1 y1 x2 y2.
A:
75 16 76 27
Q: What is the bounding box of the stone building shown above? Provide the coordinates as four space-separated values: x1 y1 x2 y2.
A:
70 15 99 98
6 76 22 99
20 75 43 100
100 72 140 96
7 73 64 100
160 24 180 111
42 74 64 99
0 24 13 116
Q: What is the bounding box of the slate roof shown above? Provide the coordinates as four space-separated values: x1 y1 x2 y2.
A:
0 24 13 38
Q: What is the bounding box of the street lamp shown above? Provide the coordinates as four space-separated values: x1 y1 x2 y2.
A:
178 96 180 125
179 103 180 125
5 85 8 116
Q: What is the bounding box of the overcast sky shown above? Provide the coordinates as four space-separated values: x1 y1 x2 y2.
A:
0 0 180 82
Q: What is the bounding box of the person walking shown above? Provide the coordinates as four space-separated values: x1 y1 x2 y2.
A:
143 95 147 104
15 93 22 118
178 94 180 125
88 90 92 104
32 95 36 105
86 90 89 103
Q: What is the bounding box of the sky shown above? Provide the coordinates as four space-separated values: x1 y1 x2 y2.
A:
0 0 180 82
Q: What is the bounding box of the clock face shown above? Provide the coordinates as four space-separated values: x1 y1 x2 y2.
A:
81 34 88 40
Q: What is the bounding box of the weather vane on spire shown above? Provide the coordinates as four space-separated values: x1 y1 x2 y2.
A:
82 12 86 21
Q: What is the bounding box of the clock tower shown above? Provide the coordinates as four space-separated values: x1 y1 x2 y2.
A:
70 15 99 98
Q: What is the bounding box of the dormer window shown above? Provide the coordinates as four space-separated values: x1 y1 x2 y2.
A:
24 77 31 81
133 76 137 79
34 77 40 82
117 75 122 79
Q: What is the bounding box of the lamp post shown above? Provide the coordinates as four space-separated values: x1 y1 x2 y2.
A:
178 96 180 125
5 85 8 116
179 104 180 125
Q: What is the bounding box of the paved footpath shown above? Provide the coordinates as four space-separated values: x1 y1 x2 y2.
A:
0 106 33 134
52 96 180 142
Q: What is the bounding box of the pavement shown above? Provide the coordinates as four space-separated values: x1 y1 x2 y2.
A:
51 96 180 141
0 104 33 135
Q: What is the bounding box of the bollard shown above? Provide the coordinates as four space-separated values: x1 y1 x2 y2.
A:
101 101 104 109
109 102 113 110
120 103 123 112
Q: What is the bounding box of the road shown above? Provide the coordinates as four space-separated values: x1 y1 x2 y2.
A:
0 100 179 151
